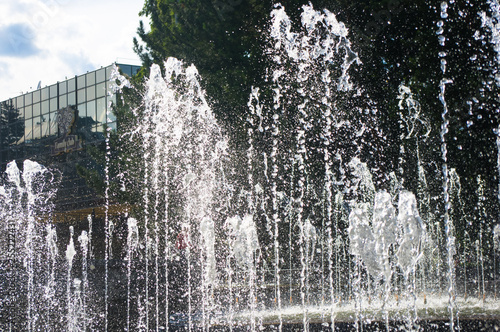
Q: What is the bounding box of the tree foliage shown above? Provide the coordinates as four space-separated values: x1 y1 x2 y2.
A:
77 0 500 259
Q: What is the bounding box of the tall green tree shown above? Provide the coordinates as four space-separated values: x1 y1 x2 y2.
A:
131 0 500 245
0 100 24 169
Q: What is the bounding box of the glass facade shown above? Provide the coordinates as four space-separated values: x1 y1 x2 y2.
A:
0 63 140 212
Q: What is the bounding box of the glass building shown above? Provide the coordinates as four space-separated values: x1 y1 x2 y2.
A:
0 63 140 218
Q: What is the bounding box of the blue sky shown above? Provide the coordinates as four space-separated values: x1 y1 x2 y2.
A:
0 23 41 58
0 0 145 101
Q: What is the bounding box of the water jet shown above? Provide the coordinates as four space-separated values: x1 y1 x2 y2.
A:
1 2 500 331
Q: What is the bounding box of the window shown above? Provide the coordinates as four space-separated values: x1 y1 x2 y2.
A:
77 75 85 89
96 82 106 98
106 65 115 81
77 103 87 119
16 96 24 108
96 97 106 124
33 116 41 140
24 119 32 141
86 85 95 100
49 112 58 136
77 89 86 104
119 64 132 77
25 105 32 118
25 93 32 105
96 68 106 83
68 78 76 92
32 90 40 104
68 92 76 106
32 103 41 117
49 84 58 98
41 100 49 115
59 94 67 108
107 95 116 122
86 100 96 124
86 72 95 85
95 124 104 133
40 115 50 138
59 81 67 94
50 98 58 112
41 87 49 100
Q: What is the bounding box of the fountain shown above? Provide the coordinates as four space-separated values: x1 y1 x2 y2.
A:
1 2 500 331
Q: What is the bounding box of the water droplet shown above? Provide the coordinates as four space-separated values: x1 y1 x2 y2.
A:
440 2 448 19
438 35 446 46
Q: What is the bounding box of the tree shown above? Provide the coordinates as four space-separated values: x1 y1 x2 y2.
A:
0 100 24 170
75 0 500 278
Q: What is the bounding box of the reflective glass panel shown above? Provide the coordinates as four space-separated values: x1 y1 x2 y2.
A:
77 103 87 123
77 89 85 104
41 115 50 138
33 90 41 104
77 75 85 89
32 103 41 117
41 100 49 114
107 96 116 122
96 97 106 124
119 64 132 77
32 116 41 140
33 90 40 103
86 100 96 124
68 78 76 92
132 66 140 76
50 98 58 112
77 102 86 114
49 112 58 136
68 92 76 106
96 68 106 83
16 96 24 108
86 72 95 85
108 94 116 106
24 119 32 142
77 103 92 138
25 93 32 105
59 94 67 108
25 105 32 118
59 81 67 94
86 85 95 100
49 84 58 98
106 66 114 81
96 82 106 98
41 87 49 100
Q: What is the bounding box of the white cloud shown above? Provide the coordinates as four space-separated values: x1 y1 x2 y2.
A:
0 23 40 57
0 0 145 101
